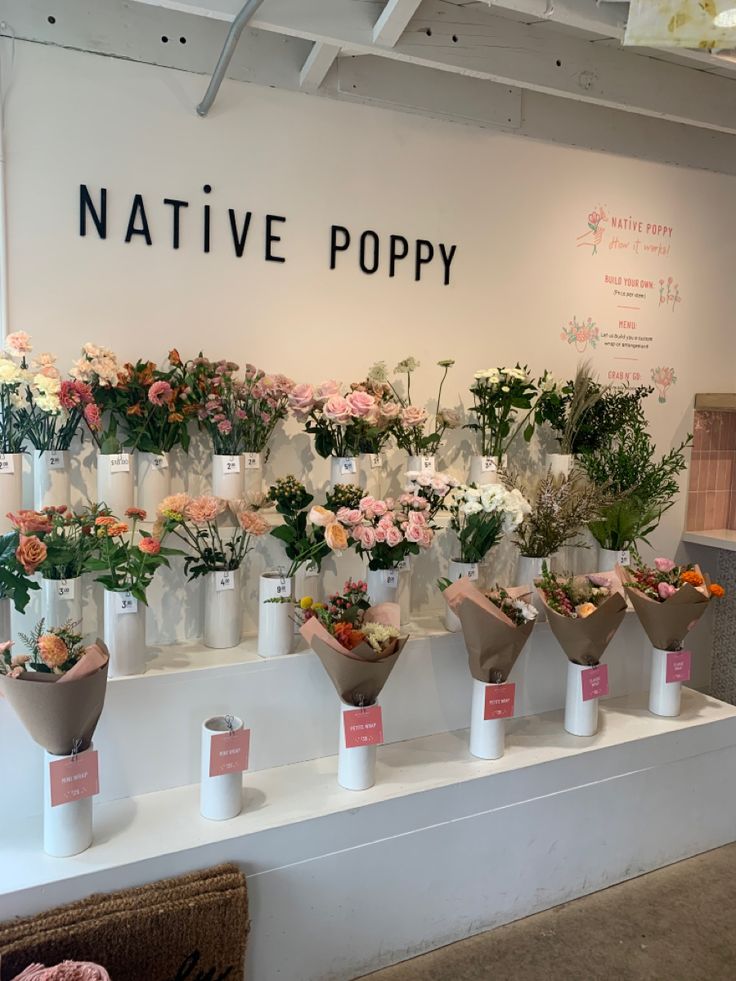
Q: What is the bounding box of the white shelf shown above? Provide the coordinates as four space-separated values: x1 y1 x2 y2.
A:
682 529 736 551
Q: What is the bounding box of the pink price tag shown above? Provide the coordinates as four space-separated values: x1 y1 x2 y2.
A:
209 730 251 777
666 650 692 684
49 749 100 807
581 664 609 702
484 682 516 720
343 705 384 749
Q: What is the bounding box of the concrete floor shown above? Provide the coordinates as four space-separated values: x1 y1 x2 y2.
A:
360 843 736 981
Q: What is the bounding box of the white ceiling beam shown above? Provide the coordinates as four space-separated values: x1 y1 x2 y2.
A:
299 41 340 91
372 0 423 48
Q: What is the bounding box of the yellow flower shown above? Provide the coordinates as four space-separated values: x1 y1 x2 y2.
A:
312 602 325 611
299 596 313 610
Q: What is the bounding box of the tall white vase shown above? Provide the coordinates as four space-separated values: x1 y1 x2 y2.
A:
367 568 399 606
598 546 630 573
338 701 377 791
469 679 506 760
649 647 684 717
137 452 170 519
564 661 599 736
212 453 244 501
200 715 244 821
360 453 384 497
516 555 549 616
444 559 479 632
33 450 70 509
0 453 23 530
42 576 83 630
43 747 94 857
103 588 146 677
258 572 294 658
97 452 134 516
330 456 360 487
547 453 573 477
0 596 10 639
203 568 242 649
243 451 264 499
407 455 436 476
469 454 506 486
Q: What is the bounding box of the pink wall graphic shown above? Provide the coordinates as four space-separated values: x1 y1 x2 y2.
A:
561 316 599 353
576 206 608 255
650 365 677 403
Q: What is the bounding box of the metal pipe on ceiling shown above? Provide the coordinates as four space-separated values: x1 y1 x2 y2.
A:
196 0 266 117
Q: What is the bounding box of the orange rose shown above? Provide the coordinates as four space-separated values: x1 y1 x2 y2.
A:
15 534 47 574
710 583 725 598
324 521 348 551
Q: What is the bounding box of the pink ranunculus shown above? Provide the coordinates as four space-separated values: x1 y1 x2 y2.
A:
138 537 161 555
654 558 676 573
322 395 354 424
658 582 677 600
289 383 315 416
148 380 173 406
345 390 376 419
315 380 341 403
380 401 401 421
385 525 404 548
401 406 428 428
6 330 31 354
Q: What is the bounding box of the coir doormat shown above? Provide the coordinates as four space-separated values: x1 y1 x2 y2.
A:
0 863 248 981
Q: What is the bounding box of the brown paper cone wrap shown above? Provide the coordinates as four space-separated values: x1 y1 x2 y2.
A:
538 586 627 666
443 578 536 682
618 564 711 650
0 643 109 755
301 604 408 706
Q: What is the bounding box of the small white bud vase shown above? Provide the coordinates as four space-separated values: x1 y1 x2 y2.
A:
469 454 506 487
43 746 94 857
598 546 630 573
444 560 480 632
212 452 244 501
200 716 244 821
33 449 70 510
204 568 242 649
469 680 506 760
366 567 399 606
42 576 83 631
136 452 170 519
97 452 134 517
649 647 684 718
103 588 146 677
258 572 294 658
243 451 264 498
546 453 573 478
564 661 598 737
338 700 377 791
0 453 23 531
407 454 436 476
330 456 359 488
0 596 10 638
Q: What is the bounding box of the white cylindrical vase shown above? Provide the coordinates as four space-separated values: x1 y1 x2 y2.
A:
469 454 505 486
0 595 11 640
137 452 170 519
204 568 242 649
103 588 146 677
200 716 244 821
243 451 264 499
33 450 70 510
597 547 630 573
0 453 23 530
43 748 93 857
42 576 83 631
258 572 294 658
564 661 599 737
367 568 399 606
444 560 479 632
517 555 549 616
547 453 574 478
649 647 682 718
97 452 134 517
212 453 244 501
398 566 411 626
407 455 436 477
338 701 377 791
330 456 360 487
360 453 384 497
469 679 506 760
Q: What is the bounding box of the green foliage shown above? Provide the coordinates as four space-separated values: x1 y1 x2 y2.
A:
0 531 39 613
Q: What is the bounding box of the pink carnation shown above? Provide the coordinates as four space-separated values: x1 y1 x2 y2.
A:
6 330 31 354
658 582 677 600
60 380 93 409
185 495 224 524
84 403 102 431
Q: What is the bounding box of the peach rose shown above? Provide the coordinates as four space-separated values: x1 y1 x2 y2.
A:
185 495 224 524
308 506 336 527
401 406 428 428
380 401 401 421
16 534 47 574
324 521 348 551
38 633 68 669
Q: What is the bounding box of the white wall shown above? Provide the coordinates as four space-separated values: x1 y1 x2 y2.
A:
3 40 736 645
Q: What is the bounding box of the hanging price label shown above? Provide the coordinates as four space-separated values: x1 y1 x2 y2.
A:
666 650 692 684
618 550 631 567
382 570 399 588
581 664 609 701
304 560 319 579
343 705 384 748
116 591 138 615
455 564 479 581
421 456 436 474
0 454 16 474
480 457 498 473
370 454 382 470
47 452 65 470
209 729 250 777
151 454 168 471
274 579 291 597
109 453 130 473
216 571 235 592
339 457 358 475
56 578 76 600
244 453 261 470
222 455 241 475
484 682 516 720
49 749 99 807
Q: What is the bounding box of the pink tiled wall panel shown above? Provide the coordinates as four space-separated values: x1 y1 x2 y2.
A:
688 411 736 531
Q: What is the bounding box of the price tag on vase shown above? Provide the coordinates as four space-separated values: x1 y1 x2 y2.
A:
244 453 261 470
421 456 436 474
151 454 168 471
304 560 319 579
222 455 241 475
216 571 235 592
109 453 131 473
47 452 65 470
339 457 358 475
274 579 291 598
480 456 498 473
581 664 609 701
343 705 384 748
209 729 250 777
116 591 138 615
49 749 100 807
382 570 399 588
484 682 516 720
0 454 14 474
56 578 76 600
618 550 631 567
666 650 692 684
370 454 382 470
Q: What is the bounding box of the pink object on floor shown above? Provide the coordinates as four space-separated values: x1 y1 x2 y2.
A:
11 962 111 980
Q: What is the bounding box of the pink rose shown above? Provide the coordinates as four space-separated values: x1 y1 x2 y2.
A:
380 402 401 421
405 522 424 543
371 499 387 517
322 395 354 424
345 390 376 418
336 507 362 526
658 582 677 600
356 526 376 550
289 383 315 418
401 406 428 428
373 524 387 543
420 528 433 548
315 380 341 404
654 558 676 573
385 525 403 548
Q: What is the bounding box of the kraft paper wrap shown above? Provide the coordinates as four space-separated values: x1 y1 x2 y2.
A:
618 564 711 651
443 578 536 683
0 642 109 755
537 578 627 666
301 603 408 706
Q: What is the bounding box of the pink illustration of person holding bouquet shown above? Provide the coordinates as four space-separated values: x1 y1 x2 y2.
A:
577 206 608 255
